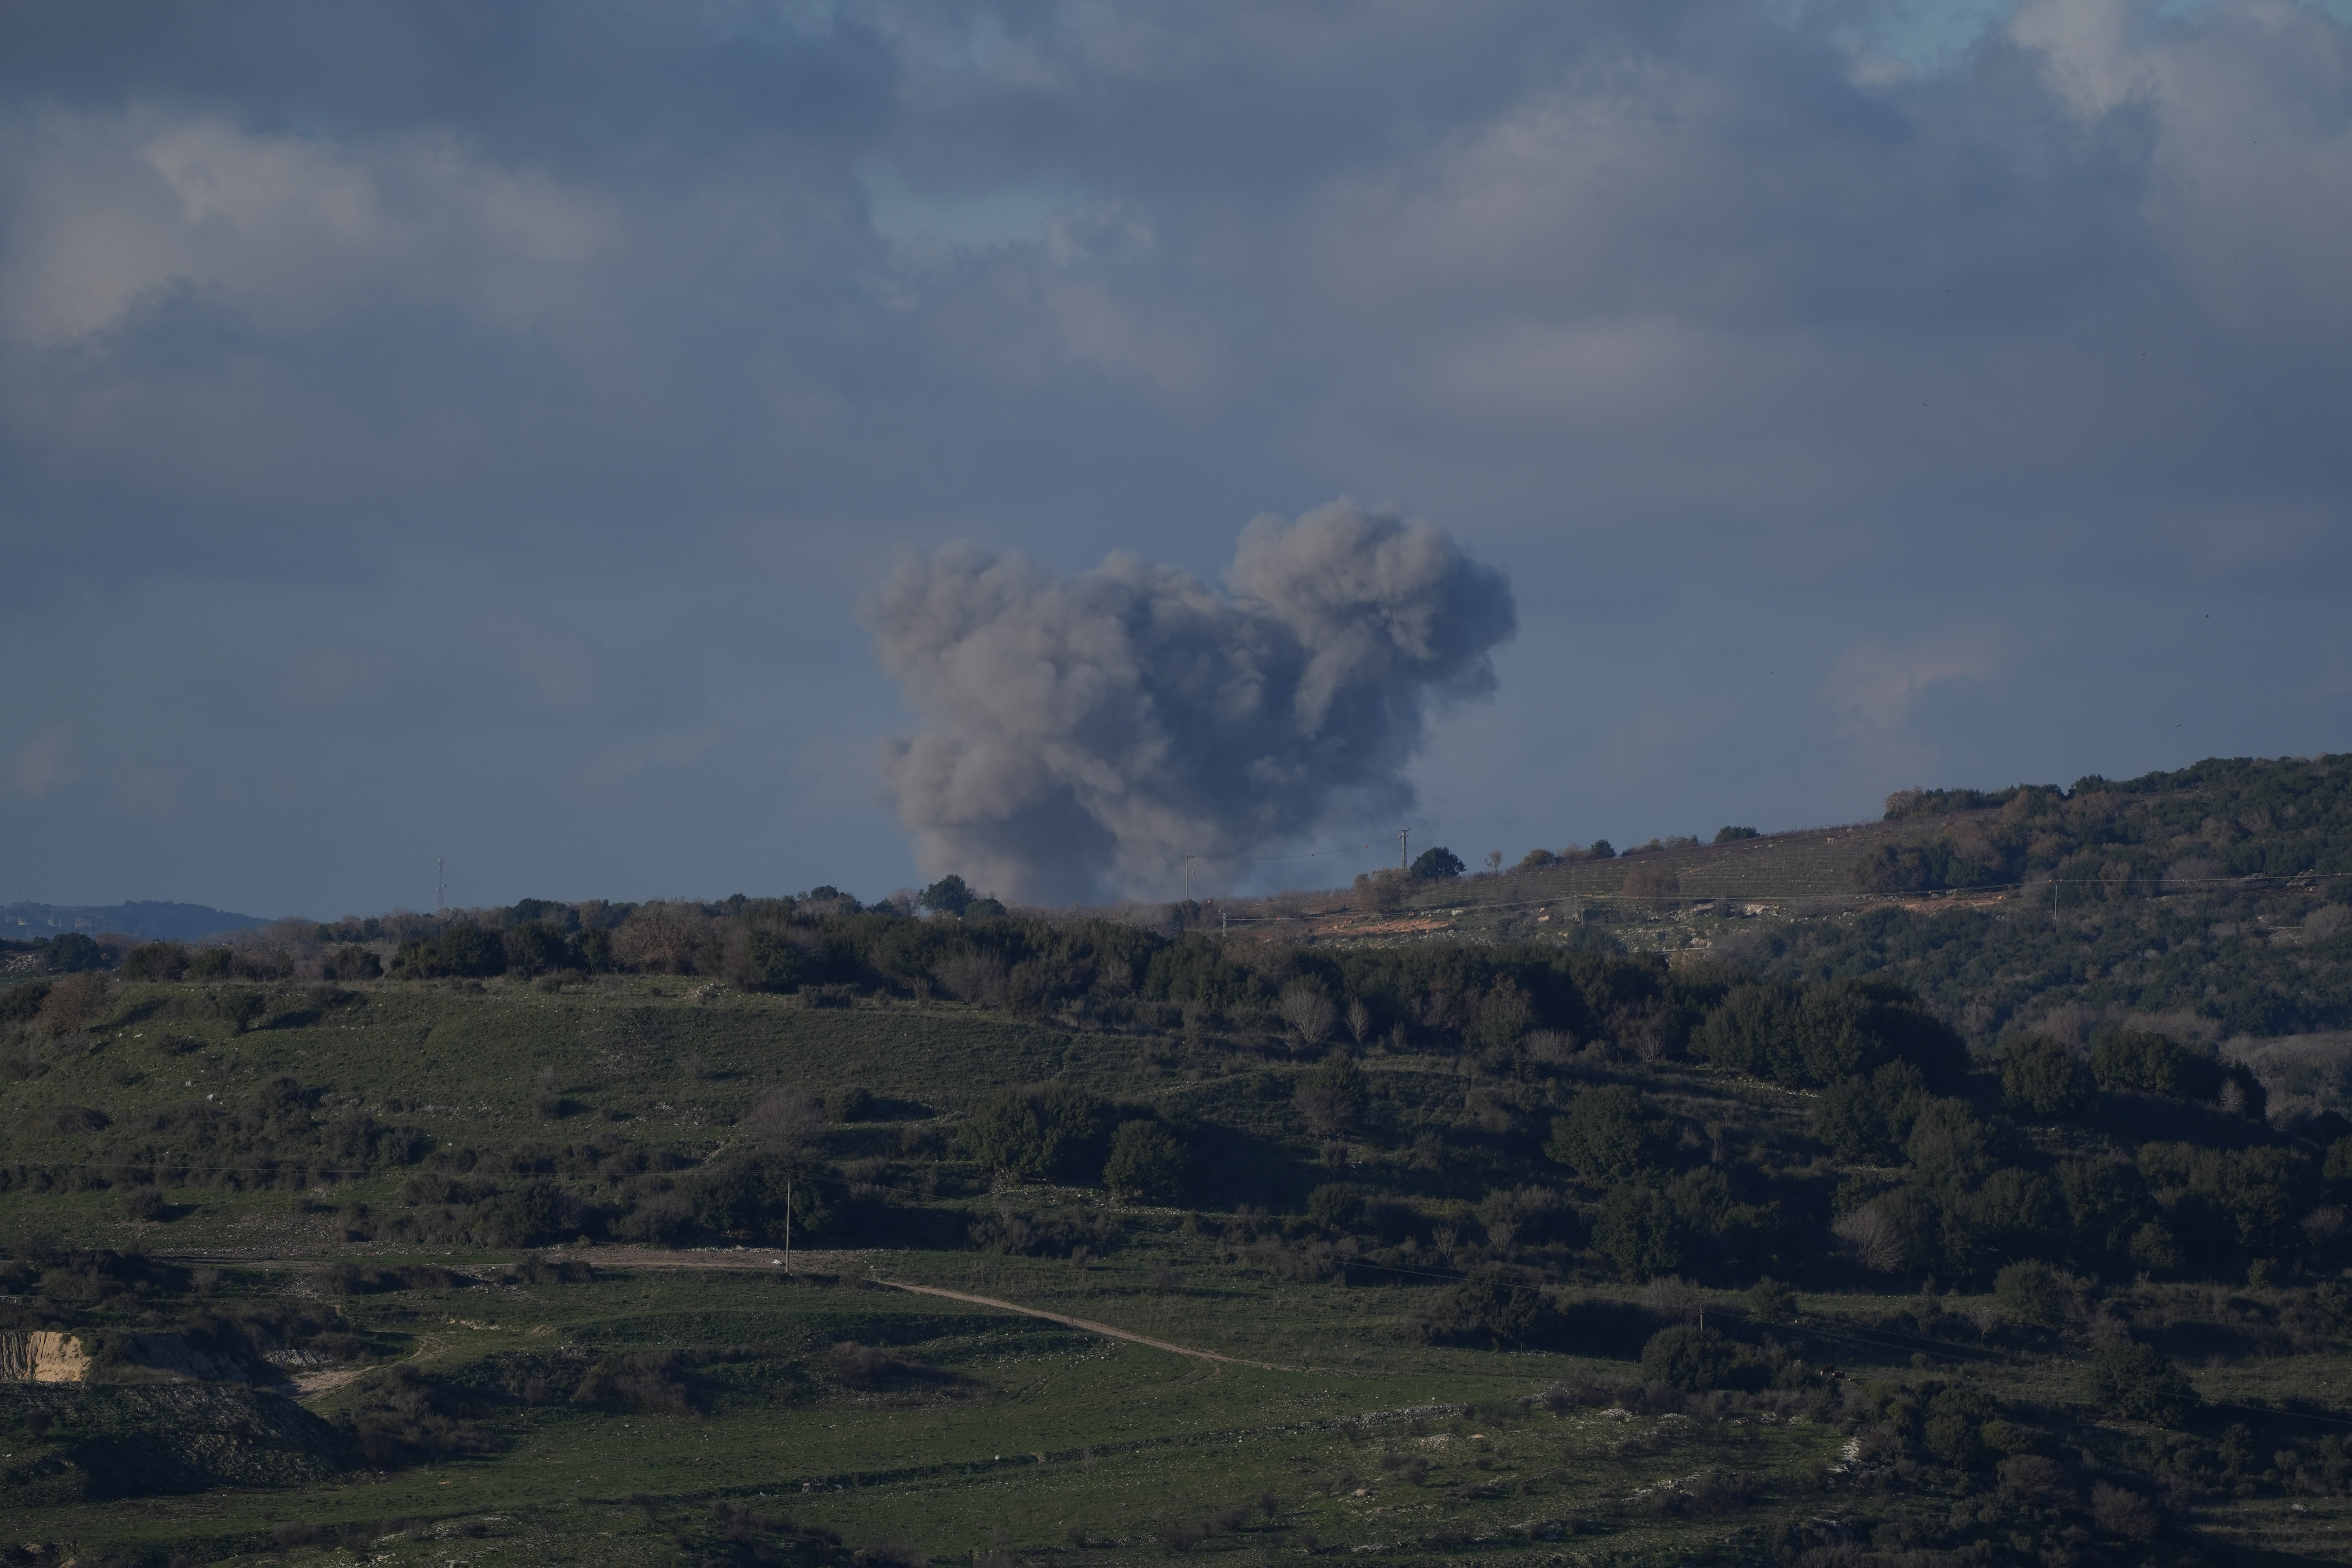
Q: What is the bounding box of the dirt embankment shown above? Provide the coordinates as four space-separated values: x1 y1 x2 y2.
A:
0 1331 90 1383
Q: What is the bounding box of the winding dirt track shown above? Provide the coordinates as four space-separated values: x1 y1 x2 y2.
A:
869 1277 1293 1372
153 1247 1295 1376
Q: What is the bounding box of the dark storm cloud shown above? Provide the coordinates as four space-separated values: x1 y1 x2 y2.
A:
861 503 1515 904
0 1 2346 915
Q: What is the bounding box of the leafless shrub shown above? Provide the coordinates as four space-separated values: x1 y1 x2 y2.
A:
1523 1029 1576 1065
1832 1205 1905 1274
748 1087 824 1154
2092 1481 2160 1540
39 972 112 1031
1999 1454 2072 1505
1155 1521 1206 1552
1352 870 1411 913
1277 982 1335 1046
1622 862 1682 911
1643 1275 1704 1322
935 950 1006 1006
612 901 718 975
1295 1083 1350 1139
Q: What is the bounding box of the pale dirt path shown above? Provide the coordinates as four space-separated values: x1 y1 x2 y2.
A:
152 1246 1301 1377
871 1277 1295 1373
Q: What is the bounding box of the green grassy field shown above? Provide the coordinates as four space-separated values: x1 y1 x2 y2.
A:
13 1240 2351 1565
0 1245 1887 1567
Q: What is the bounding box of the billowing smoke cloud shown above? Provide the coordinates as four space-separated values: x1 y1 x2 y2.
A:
861 501 1515 905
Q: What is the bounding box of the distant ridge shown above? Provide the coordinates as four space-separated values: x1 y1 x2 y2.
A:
0 900 271 943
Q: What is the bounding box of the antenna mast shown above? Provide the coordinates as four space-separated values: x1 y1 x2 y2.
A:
435 857 447 916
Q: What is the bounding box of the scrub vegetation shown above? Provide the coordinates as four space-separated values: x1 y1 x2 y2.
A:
4 754 2352 1565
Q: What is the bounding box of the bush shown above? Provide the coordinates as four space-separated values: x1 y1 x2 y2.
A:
959 1086 1105 1184
393 923 506 979
2091 1481 2161 1541
1694 978 1965 1089
1352 869 1413 913
1593 1185 1686 1278
1744 1277 1796 1322
1992 1261 2066 1329
325 944 383 981
0 980 50 1024
1812 1061 1928 1161
1546 1086 1673 1182
340 1366 505 1465
574 1351 696 1413
737 929 814 993
1999 1036 2095 1117
121 942 189 981
1307 1181 1364 1231
38 972 112 1030
1415 1271 1557 1348
502 923 573 976
1639 1325 1755 1392
1102 1120 1188 1203
2090 1029 2223 1102
1713 826 1759 843
1294 1057 1366 1138
40 933 106 974
2087 1342 2198 1426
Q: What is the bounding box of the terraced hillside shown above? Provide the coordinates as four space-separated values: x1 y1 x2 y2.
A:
4 753 2351 1566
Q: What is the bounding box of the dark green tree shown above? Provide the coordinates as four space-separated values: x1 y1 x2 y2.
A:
2087 1343 2198 1426
959 1086 1104 1184
121 942 189 982
1102 1120 1188 1203
1999 1035 2096 1117
921 875 976 916
2091 1029 2223 1101
1640 1326 1753 1392
40 933 104 974
1547 1086 1674 1182
1418 1271 1557 1348
735 930 812 992
394 923 505 978
1410 846 1466 881
1593 1184 1685 1278
1992 1261 2066 1329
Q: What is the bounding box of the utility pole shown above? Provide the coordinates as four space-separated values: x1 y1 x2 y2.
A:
435 857 446 916
1182 852 1195 901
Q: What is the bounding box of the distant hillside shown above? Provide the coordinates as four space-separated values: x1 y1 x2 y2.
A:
0 900 269 943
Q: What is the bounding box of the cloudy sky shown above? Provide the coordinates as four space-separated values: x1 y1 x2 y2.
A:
3 0 2347 917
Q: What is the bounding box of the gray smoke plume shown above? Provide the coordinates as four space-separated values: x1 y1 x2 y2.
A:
860 500 1516 905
